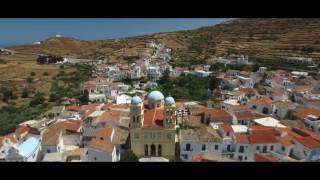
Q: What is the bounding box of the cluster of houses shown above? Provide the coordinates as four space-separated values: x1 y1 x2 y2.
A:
2 44 320 162
0 102 130 162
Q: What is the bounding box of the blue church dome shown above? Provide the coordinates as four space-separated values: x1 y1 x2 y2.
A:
165 96 175 105
131 95 142 104
147 91 164 101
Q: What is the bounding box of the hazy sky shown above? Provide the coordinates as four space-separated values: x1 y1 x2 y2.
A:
0 18 229 47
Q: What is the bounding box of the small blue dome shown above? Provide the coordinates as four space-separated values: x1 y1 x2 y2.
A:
165 96 175 105
131 95 142 104
147 91 164 101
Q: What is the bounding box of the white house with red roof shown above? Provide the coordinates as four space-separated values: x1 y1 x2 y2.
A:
289 128 320 161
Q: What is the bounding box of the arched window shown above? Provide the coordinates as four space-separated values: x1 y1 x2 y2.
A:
144 144 148 156
158 145 162 156
132 116 136 123
151 144 156 156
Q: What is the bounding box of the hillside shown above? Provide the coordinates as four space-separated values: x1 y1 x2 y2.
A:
7 18 320 65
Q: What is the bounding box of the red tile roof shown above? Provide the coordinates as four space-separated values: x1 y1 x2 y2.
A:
143 108 164 128
249 96 272 106
235 133 249 144
97 111 121 124
63 121 81 132
293 108 320 120
15 126 30 135
234 111 254 120
249 132 278 144
221 124 233 133
205 108 232 123
294 136 320 149
96 128 113 138
239 87 257 94
276 135 293 146
254 154 279 162
89 138 115 153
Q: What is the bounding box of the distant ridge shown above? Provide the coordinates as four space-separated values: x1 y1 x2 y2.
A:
8 18 320 63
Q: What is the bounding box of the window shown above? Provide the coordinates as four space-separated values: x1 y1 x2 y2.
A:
94 157 97 161
158 132 162 139
262 146 267 153
215 145 219 150
167 133 172 139
134 133 139 139
256 146 260 151
202 144 206 151
100 137 104 141
252 105 257 109
281 146 285 151
226 132 230 136
270 146 274 151
144 133 148 139
244 157 247 160
239 146 244 153
158 145 162 156
144 144 148 156
186 143 191 151
47 149 51 153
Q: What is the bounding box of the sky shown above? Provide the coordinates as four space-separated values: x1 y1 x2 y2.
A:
0 18 229 47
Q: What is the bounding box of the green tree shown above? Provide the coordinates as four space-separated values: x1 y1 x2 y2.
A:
30 92 45 107
208 74 220 90
159 68 170 84
79 89 89 105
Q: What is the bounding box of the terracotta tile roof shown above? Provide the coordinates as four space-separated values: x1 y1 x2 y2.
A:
65 105 81 112
15 126 30 135
249 96 272 106
276 135 293 146
294 136 320 149
42 122 65 146
249 131 278 144
235 133 249 144
205 108 232 123
96 128 113 138
221 124 233 132
234 111 254 120
239 87 257 94
63 121 81 132
89 138 115 153
254 153 279 162
143 108 164 128
231 105 249 112
97 111 121 124
293 108 320 120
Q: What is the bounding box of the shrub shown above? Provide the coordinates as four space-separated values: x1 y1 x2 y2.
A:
43 72 50 76
30 92 45 107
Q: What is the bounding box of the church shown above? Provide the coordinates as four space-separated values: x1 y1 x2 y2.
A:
129 90 176 160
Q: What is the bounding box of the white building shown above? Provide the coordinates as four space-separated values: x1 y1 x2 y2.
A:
304 115 320 132
89 94 106 103
179 126 223 162
4 137 41 162
253 117 286 128
82 138 120 162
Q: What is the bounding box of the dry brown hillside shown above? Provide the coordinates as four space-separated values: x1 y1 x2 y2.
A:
8 18 320 65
